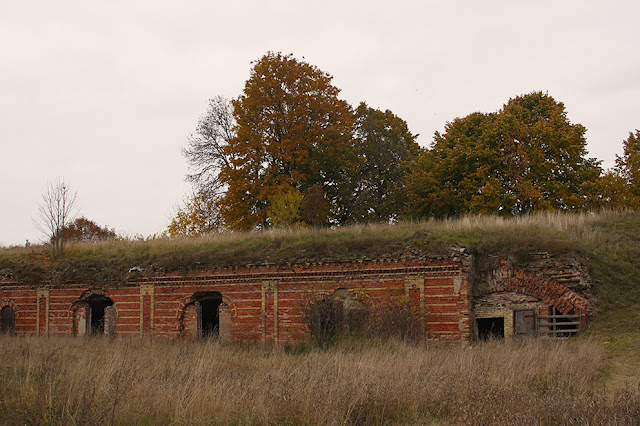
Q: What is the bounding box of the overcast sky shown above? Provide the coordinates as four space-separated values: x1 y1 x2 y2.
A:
1 0 638 246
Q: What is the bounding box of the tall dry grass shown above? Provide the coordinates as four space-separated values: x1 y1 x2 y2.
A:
1 335 638 425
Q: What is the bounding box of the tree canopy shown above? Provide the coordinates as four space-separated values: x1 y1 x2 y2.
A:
219 52 355 229
172 54 632 235
405 92 603 218
343 103 420 223
600 129 640 209
60 217 117 242
165 190 223 237
182 96 235 195
616 130 640 199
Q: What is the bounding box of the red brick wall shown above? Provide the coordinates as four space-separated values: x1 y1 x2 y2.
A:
0 258 472 342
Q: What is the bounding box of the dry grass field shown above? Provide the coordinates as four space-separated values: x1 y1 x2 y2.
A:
1 335 638 425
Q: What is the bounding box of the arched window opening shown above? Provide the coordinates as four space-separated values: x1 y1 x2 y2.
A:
87 294 114 335
200 297 222 337
183 292 223 339
74 293 115 336
1 306 15 335
307 289 369 347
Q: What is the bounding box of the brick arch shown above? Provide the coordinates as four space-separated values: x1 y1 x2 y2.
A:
176 293 237 320
0 299 18 318
68 289 112 317
304 288 375 314
485 269 591 316
78 289 110 300
305 288 375 309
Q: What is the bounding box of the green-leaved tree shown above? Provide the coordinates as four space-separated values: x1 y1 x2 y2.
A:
406 92 603 218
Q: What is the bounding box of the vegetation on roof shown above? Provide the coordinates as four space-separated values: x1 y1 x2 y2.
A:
0 211 637 288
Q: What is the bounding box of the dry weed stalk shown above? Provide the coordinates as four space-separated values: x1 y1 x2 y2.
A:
1 335 638 425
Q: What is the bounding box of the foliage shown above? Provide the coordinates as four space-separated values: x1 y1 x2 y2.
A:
61 217 117 242
405 92 603 218
182 96 235 195
615 129 640 205
342 102 420 223
366 299 420 341
219 52 354 229
303 294 345 348
596 170 634 209
301 184 329 227
165 190 223 237
33 179 78 258
267 188 304 228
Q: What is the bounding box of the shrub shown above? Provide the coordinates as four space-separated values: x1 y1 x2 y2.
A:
366 299 421 341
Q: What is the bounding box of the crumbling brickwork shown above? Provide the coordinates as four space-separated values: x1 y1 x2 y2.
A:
0 257 473 342
472 253 592 339
0 252 591 342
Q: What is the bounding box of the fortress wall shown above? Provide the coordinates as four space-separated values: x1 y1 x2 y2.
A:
0 257 472 342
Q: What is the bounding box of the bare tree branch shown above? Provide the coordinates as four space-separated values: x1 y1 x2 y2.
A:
182 95 236 195
33 179 78 258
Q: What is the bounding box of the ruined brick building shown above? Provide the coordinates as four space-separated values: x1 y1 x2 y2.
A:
0 250 591 342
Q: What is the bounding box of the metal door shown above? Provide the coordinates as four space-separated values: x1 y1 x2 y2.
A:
514 310 536 336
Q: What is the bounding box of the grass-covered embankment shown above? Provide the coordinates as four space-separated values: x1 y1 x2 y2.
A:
0 211 633 283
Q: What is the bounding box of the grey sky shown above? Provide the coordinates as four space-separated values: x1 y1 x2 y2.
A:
1 0 638 246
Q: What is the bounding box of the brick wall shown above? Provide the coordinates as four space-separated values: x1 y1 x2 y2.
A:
472 255 593 337
0 257 473 342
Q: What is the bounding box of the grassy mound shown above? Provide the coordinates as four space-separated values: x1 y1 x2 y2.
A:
1 211 639 331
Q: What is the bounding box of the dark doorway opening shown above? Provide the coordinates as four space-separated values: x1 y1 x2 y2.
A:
87 295 114 335
1 306 15 335
476 317 505 340
193 292 223 338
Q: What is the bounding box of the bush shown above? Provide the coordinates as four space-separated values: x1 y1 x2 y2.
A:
304 295 345 348
367 299 421 341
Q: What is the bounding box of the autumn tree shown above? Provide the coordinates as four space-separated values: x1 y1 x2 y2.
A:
301 184 329 227
267 188 304 228
61 217 117 242
595 170 632 209
405 92 603 218
343 103 420 223
406 112 494 218
614 130 640 207
34 179 78 258
165 189 224 237
219 52 354 229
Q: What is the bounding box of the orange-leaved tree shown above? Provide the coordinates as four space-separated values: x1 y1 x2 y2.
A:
219 52 355 229
60 217 117 242
165 190 224 237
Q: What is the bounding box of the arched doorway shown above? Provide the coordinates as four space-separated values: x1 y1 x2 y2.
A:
183 292 223 338
73 292 116 336
1 306 15 335
87 294 115 335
